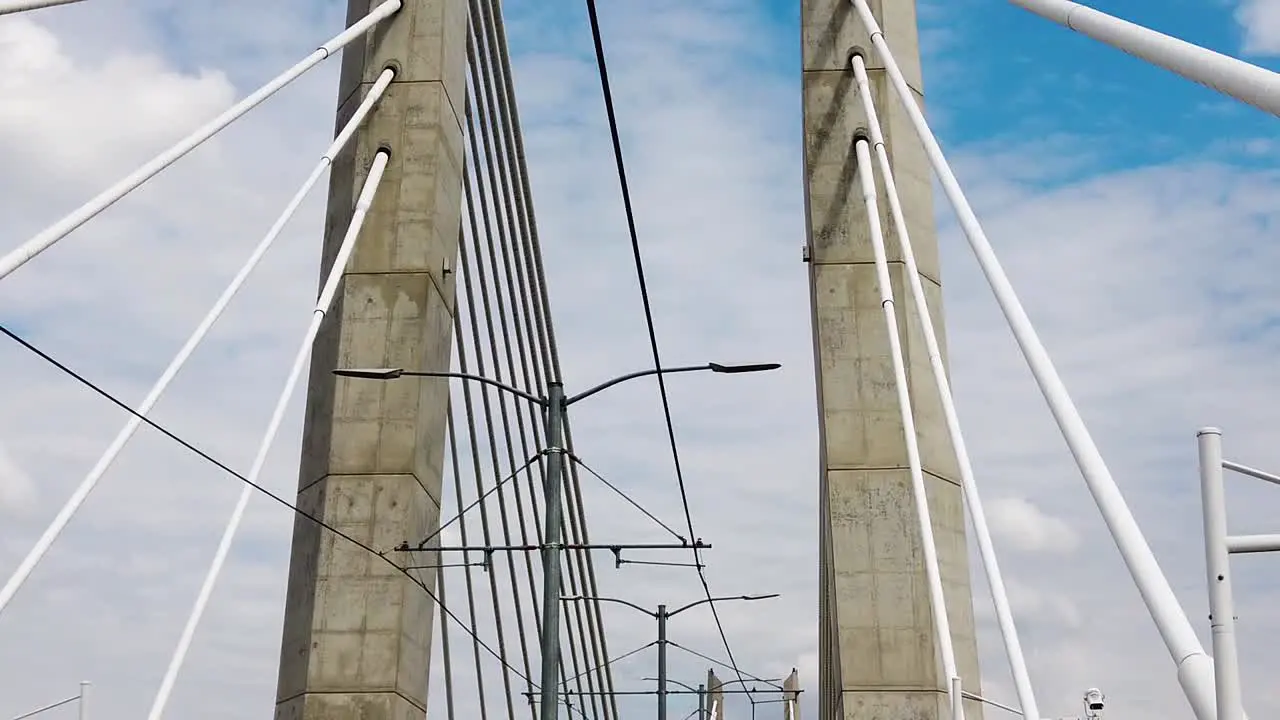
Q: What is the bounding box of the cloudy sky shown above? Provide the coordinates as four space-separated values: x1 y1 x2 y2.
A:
2 0 1280 719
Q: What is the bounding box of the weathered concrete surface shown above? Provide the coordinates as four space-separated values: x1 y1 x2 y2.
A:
785 668 802 719
274 2 467 718
707 670 724 720
801 0 985 718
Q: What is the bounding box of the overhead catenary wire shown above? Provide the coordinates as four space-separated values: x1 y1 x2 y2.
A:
848 1 1222 718
0 68 396 621
0 0 83 16
665 643 782 690
849 52 1039 720
569 455 685 541
580 0 756 703
851 136 962 719
0 0 402 282
145 149 391 719
0 321 537 689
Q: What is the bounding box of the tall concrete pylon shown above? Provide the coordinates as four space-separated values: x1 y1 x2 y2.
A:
708 669 725 719
800 1 984 719
273 1 466 718
784 668 801 719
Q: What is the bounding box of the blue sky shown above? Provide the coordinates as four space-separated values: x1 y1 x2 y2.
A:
2 1 1280 719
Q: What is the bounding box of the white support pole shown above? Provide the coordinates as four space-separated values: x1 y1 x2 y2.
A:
0 68 395 620
0 0 402 282
1198 429 1245 720
1008 0 1280 118
1227 535 1280 554
78 681 89 720
853 136 963 719
145 150 390 720
1223 461 1280 488
848 2 1221 717
0 0 84 15
951 676 963 720
849 51 1041 720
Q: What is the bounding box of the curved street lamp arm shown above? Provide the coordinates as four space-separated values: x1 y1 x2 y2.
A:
333 368 547 406
643 677 699 694
563 595 656 618
669 593 780 618
564 364 711 406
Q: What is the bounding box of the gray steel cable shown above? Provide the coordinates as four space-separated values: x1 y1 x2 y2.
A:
465 22 606 719
461 93 540 711
446 401 494 720
477 2 620 714
455 213 524 719
474 2 618 716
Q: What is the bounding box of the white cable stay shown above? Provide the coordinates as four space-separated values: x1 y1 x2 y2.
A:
146 148 391 719
0 0 403 283
0 0 84 16
0 68 396 620
1009 0 1280 118
852 136 963 720
850 52 1041 720
849 1 1225 717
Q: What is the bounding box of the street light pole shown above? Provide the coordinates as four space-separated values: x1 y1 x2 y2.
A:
332 360 780 720
538 381 568 720
565 594 779 720
657 604 669 720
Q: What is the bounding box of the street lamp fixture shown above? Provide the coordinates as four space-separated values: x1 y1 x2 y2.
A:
332 361 779 720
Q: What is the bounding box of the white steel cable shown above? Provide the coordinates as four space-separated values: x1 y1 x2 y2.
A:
0 68 395 620
146 149 391 719
853 136 962 719
0 0 402 282
1010 0 1280 118
0 0 84 15
850 52 1040 720
849 1 1222 717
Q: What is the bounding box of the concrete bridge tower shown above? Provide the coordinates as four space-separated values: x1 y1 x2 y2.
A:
273 1 466 718
800 1 985 718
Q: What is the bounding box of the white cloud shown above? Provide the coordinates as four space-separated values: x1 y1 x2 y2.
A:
987 497 1080 554
1236 0 1280 55
0 443 35 514
1 2 1280 720
0 15 235 185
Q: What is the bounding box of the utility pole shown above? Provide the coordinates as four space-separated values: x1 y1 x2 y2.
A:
565 595 779 719
540 381 568 720
657 604 669 720
335 361 780 719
